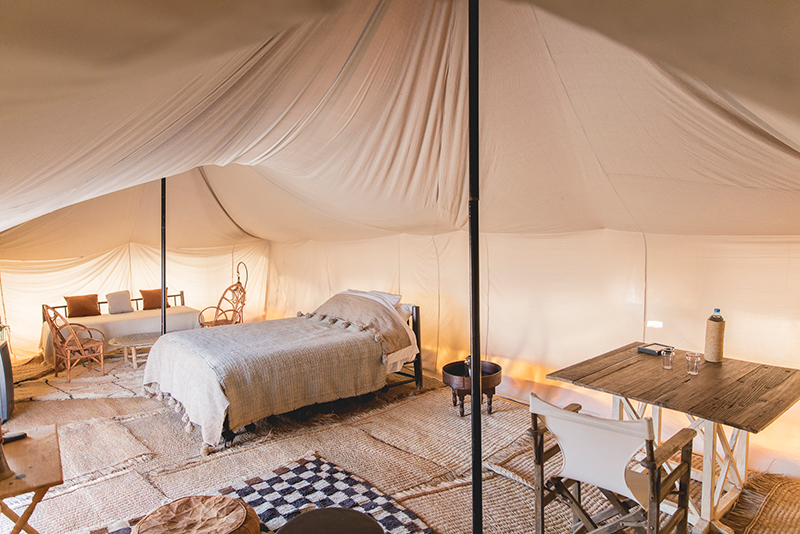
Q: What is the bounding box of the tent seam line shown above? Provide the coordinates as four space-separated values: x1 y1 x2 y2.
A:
197 166 261 239
531 4 651 338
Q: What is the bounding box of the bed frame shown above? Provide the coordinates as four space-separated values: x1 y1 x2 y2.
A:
220 304 423 443
386 304 423 389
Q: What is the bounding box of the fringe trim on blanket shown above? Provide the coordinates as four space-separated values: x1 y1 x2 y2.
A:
299 311 388 364
143 383 195 435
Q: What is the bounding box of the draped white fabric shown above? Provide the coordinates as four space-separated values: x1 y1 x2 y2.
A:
3 0 800 474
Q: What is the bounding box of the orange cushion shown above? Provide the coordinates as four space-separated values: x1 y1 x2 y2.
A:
140 288 170 310
64 294 101 318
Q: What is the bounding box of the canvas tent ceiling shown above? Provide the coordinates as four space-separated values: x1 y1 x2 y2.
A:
3 0 800 475
3 0 800 243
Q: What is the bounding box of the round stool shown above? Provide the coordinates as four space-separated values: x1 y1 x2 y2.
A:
135 495 260 534
278 507 382 534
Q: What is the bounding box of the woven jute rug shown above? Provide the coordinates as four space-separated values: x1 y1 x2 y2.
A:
14 357 144 402
59 418 153 480
10 355 53 383
5 364 799 534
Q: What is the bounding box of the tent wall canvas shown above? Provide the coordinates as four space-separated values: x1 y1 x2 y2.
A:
2 0 800 475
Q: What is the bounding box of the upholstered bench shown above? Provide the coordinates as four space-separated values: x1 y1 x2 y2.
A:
40 291 200 366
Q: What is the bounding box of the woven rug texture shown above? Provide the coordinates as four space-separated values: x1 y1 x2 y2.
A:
1 358 797 534
720 472 800 534
78 454 433 534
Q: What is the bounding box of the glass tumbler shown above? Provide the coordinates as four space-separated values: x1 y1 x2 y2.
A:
662 349 674 370
686 352 702 375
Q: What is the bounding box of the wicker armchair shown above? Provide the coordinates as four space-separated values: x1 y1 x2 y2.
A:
198 282 246 328
42 304 105 382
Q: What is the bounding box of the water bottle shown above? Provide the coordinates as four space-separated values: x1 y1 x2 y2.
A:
704 308 725 363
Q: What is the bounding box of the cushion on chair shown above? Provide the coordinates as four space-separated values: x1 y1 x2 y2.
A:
106 290 134 314
64 337 103 351
140 288 170 310
64 294 101 318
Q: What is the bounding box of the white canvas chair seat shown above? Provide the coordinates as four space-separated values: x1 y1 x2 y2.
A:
529 393 696 534
537 396 654 503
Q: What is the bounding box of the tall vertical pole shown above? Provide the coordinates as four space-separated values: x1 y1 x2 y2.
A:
468 0 482 532
161 177 167 336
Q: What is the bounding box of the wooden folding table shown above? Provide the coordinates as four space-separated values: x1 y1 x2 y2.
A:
0 425 62 534
548 342 800 534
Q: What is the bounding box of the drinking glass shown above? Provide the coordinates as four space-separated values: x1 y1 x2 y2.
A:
662 349 674 370
686 352 702 375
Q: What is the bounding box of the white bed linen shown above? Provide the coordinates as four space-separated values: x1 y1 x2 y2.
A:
338 290 419 373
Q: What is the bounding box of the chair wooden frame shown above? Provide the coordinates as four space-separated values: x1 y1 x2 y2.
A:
42 304 105 383
530 393 696 534
198 282 246 328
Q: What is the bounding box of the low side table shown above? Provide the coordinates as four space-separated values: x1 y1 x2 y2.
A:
108 332 160 369
442 360 502 417
0 424 62 534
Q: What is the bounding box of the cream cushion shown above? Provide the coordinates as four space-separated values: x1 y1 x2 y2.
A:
106 290 134 314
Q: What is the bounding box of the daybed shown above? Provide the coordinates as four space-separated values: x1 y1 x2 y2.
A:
39 290 200 366
142 290 422 454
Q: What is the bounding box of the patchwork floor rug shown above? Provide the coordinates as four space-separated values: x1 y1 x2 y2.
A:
73 454 433 534
14 357 144 401
9 359 799 534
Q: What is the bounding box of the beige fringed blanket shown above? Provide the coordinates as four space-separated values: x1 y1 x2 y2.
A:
311 293 412 356
143 317 387 451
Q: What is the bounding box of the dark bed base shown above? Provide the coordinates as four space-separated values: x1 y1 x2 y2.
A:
221 305 423 444
384 304 423 390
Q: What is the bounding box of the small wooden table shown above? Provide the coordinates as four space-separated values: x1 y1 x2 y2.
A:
0 425 62 534
108 332 160 369
548 342 800 534
442 360 502 417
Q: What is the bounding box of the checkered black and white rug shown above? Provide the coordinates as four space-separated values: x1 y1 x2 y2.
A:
218 454 433 533
79 454 433 534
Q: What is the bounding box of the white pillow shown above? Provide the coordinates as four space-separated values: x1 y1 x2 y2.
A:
368 290 402 306
395 303 414 323
346 289 403 307
106 290 134 314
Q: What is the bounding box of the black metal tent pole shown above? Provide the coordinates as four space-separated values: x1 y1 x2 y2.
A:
161 177 167 335
469 0 482 532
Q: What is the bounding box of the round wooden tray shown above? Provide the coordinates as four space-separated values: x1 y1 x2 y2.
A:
442 360 502 391
135 495 260 534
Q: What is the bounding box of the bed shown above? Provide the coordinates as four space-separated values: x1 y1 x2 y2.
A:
142 290 422 454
